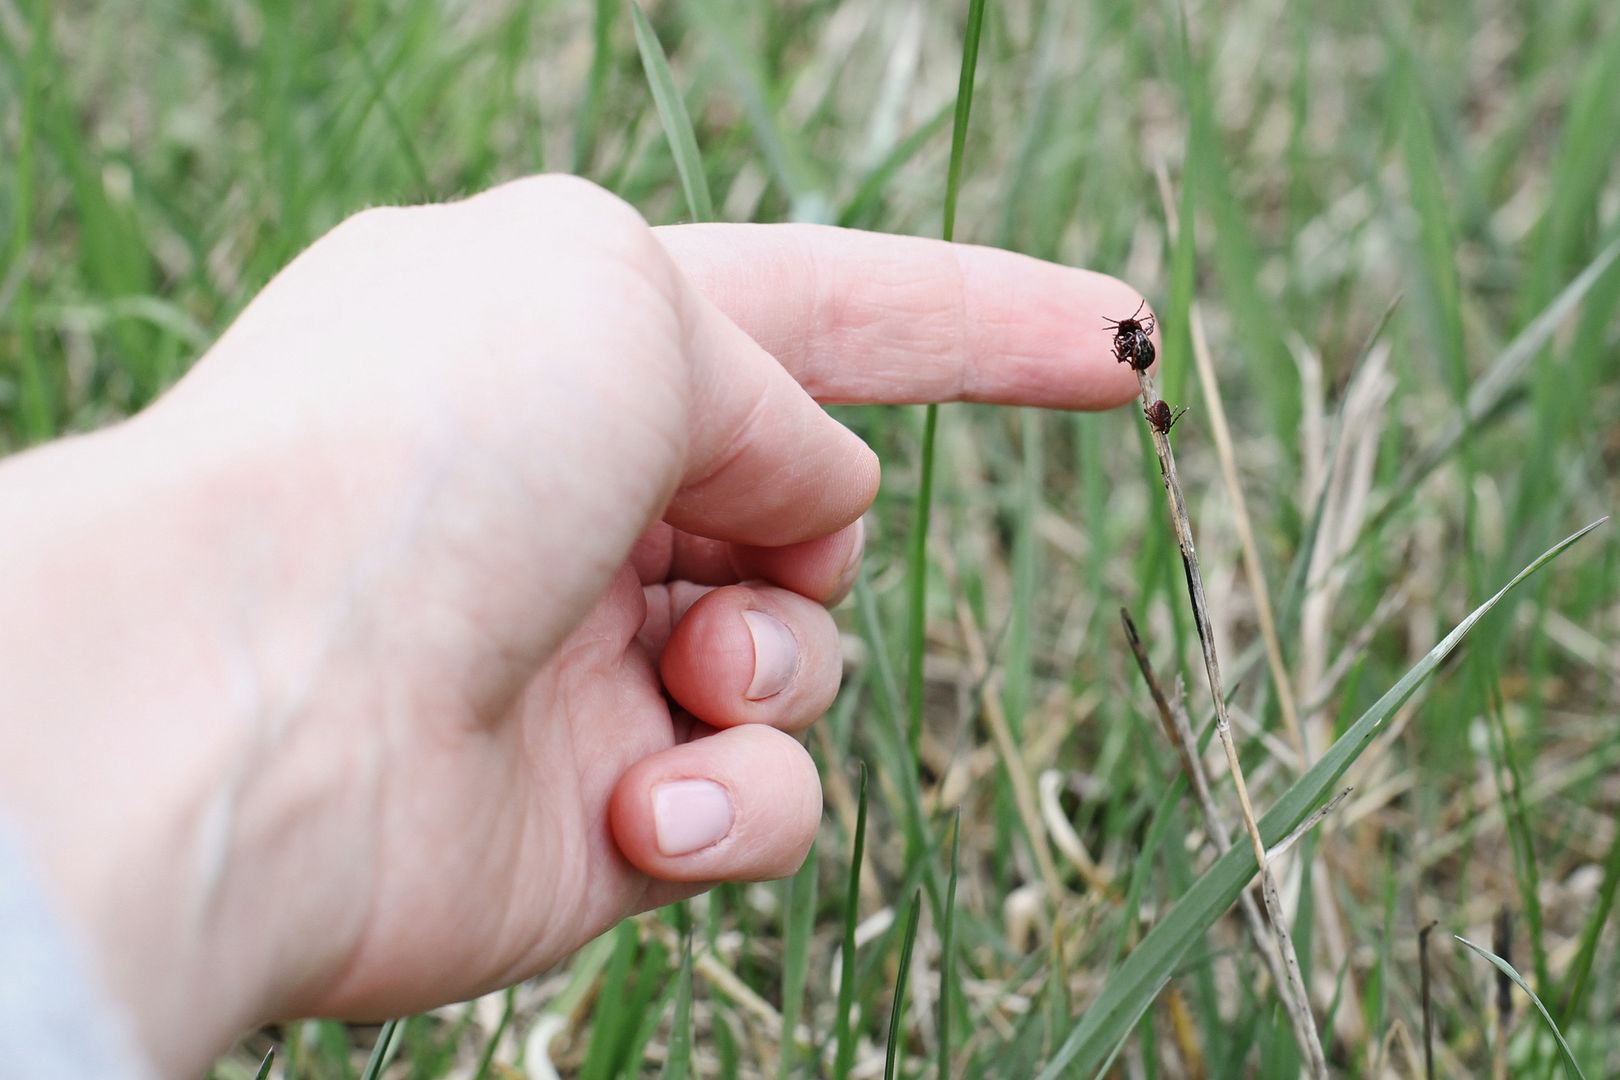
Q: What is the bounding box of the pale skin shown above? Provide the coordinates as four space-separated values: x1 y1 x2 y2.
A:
0 176 1152 1077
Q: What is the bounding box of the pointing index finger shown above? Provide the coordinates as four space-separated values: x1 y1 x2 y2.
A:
655 223 1154 411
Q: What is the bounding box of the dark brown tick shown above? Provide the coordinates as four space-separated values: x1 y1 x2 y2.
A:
1145 399 1187 434
1104 300 1157 372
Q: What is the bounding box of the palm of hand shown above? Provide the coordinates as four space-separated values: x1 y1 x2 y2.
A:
295 521 832 1019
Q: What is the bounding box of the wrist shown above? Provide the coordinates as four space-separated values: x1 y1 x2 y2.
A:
0 420 363 1074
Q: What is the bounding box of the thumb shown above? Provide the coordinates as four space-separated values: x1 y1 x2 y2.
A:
607 725 821 882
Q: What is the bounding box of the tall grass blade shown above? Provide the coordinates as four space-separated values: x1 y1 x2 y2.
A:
572 0 616 173
1036 519 1606 1079
778 844 817 1078
1557 817 1620 1025
253 1048 275 1080
471 985 517 1080
581 921 644 1080
10 0 54 440
1483 691 1552 994
908 0 988 757
344 32 432 196
937 810 962 1080
833 762 869 1079
683 0 817 208
626 966 681 1069
630 2 715 222
836 104 952 229
853 574 947 916
884 890 924 1080
660 908 695 1080
942 0 987 244
1371 236 1620 532
904 403 939 760
1455 935 1587 1080
359 1018 402 1080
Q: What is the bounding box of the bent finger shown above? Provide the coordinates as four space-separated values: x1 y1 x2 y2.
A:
659 584 841 732
668 273 881 545
729 516 865 606
633 520 865 606
608 725 822 882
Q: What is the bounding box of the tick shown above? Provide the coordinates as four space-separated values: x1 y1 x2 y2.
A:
1104 300 1157 372
1145 399 1187 434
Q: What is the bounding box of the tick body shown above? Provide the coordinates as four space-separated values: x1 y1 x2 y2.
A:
1104 300 1157 372
1145 399 1187 434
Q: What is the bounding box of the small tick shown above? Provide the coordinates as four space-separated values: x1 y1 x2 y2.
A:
1104 300 1157 372
1145 399 1187 434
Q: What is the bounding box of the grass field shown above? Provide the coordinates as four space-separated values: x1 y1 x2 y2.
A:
5 0 1620 1076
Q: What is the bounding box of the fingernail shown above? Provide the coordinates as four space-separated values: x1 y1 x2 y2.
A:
834 516 867 598
653 779 734 856
743 610 796 700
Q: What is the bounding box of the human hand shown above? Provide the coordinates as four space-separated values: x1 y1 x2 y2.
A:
0 176 1151 1076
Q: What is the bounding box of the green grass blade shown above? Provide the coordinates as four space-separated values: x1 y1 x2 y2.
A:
884 890 924 1080
572 0 616 173
1399 60 1466 400
942 0 987 244
778 843 817 1077
1371 236 1620 533
1161 93 1199 410
253 1048 275 1080
315 1020 353 1080
904 402 939 760
581 921 644 1080
344 31 432 196
471 985 517 1080
359 1018 402 1080
629 2 715 222
937 810 962 1080
1036 519 1606 1079
908 0 988 759
681 0 820 211
660 910 695 1080
833 762 869 1079
1275 293 1402 643
852 573 946 916
1455 935 1587 1079
1483 689 1553 995
10 0 54 440
1557 815 1620 1025
625 964 682 1070
853 572 904 729
836 103 953 229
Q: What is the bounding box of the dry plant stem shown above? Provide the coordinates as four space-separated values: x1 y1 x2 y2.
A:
1419 921 1437 1080
644 917 785 1037
1163 987 1208 1079
1189 305 1307 760
1152 165 1363 1048
1491 906 1512 1080
950 598 1088 898
1119 611 1296 1024
1134 368 1329 1079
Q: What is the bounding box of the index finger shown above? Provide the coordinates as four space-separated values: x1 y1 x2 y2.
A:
654 223 1154 410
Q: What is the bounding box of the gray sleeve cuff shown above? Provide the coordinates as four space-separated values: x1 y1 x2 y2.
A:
0 819 155 1080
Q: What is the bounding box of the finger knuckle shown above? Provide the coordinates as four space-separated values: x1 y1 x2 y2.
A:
306 205 418 276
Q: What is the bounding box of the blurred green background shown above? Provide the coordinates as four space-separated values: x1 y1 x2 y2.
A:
4 0 1619 1076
